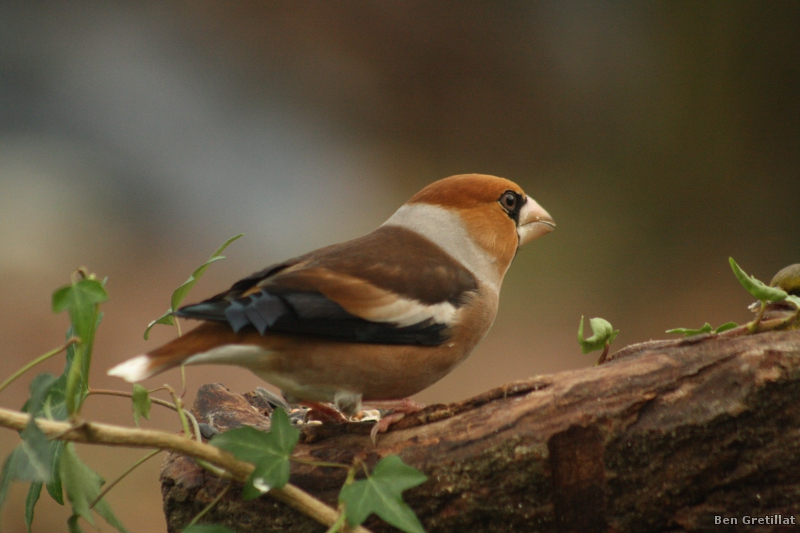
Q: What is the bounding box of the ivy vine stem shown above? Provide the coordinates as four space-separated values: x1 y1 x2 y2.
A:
164 383 192 438
0 406 374 533
87 388 178 412
89 448 163 509
0 338 78 394
184 482 232 529
747 301 767 333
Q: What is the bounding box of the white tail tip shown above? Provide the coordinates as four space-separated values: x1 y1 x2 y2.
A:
107 355 152 382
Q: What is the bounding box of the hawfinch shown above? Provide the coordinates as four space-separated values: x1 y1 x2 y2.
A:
109 174 555 434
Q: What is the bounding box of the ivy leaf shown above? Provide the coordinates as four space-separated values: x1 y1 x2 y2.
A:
729 257 788 303
0 424 53 517
26 373 59 418
183 525 237 533
23 334 85 423
144 234 244 339
0 451 18 519
52 279 108 343
713 321 739 333
17 421 54 483
0 405 57 520
786 295 800 309
132 384 151 426
666 321 740 337
577 316 619 354
25 482 42 533
59 443 130 533
21 335 86 505
52 278 106 416
339 455 427 533
666 323 713 337
43 442 65 505
210 408 299 499
0 449 29 510
144 311 177 334
67 514 84 533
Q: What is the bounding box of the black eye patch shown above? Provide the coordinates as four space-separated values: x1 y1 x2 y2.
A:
498 190 524 223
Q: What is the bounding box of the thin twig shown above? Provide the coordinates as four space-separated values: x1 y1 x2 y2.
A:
163 384 192 438
748 301 767 333
90 448 163 509
0 338 79 394
184 408 203 442
184 482 232 528
87 389 178 411
597 342 611 365
0 406 372 533
324 507 347 533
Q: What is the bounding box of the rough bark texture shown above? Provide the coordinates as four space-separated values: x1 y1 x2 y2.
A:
161 329 800 532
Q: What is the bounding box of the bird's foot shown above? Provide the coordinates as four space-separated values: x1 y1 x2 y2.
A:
365 399 426 444
300 401 349 424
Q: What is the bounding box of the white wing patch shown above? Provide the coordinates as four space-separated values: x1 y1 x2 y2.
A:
269 266 461 330
183 344 271 366
358 297 458 327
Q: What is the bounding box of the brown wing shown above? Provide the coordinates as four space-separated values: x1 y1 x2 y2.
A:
174 226 477 345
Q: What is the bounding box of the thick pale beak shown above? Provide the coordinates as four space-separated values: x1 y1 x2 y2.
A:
517 198 555 246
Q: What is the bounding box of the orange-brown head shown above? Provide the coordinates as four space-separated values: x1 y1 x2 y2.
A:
391 174 555 284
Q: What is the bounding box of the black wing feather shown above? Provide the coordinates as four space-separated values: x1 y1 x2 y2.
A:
175 288 449 346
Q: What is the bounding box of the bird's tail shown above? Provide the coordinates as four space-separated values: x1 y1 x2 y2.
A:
107 322 238 382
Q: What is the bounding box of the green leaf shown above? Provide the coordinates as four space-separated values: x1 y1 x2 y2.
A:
339 455 427 533
143 313 176 339
25 482 42 532
45 442 65 505
577 316 619 354
59 443 129 533
170 234 244 311
713 321 739 334
53 278 106 416
144 234 244 339
666 323 713 337
52 279 108 344
244 458 287 500
27 373 58 417
21 335 85 505
67 514 84 533
24 335 85 423
0 449 19 512
786 295 800 309
729 257 788 303
52 335 89 421
0 432 53 518
667 321 740 337
132 384 152 426
183 525 237 533
18 421 55 482
210 408 299 499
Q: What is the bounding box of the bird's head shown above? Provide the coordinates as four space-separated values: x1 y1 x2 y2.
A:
397 174 555 282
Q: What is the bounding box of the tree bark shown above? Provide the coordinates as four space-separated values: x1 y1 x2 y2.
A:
161 329 800 532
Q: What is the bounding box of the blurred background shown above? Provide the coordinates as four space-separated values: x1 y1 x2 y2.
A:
1 1 798 531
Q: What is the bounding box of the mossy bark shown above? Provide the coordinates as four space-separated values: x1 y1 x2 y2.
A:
161 329 800 532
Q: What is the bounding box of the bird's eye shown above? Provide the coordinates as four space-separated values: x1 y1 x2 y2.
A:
499 191 517 211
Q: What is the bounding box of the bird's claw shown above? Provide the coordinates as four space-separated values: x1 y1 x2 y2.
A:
370 412 407 445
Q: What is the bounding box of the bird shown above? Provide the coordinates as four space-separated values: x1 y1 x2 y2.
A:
108 174 555 437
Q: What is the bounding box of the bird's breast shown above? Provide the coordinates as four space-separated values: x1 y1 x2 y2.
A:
238 285 498 401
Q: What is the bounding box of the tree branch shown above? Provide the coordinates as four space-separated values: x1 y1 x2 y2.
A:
0 407 370 533
162 329 800 532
